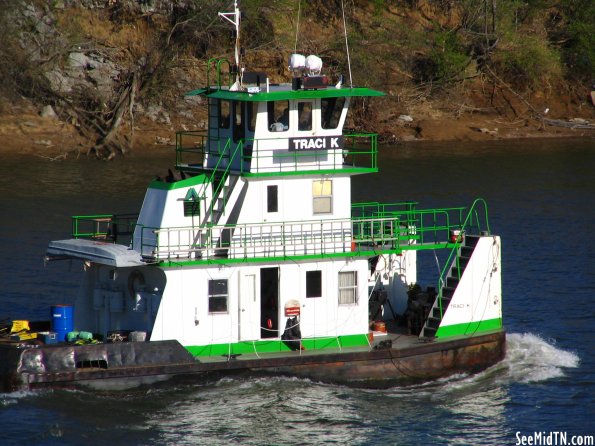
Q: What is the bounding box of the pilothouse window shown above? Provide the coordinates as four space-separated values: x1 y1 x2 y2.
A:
268 100 289 132
321 97 345 129
298 101 312 131
248 102 257 132
219 100 230 129
233 101 244 142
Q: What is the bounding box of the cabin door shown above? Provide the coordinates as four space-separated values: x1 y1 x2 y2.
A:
260 267 279 338
239 272 259 341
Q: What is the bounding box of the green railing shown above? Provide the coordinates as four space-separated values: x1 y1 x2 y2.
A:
200 138 242 224
175 131 378 175
71 213 138 244
352 201 475 248
131 199 487 261
67 199 489 266
206 58 232 90
436 198 491 318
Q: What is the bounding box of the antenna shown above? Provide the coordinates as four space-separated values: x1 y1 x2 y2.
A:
340 0 353 88
219 1 242 84
294 0 301 54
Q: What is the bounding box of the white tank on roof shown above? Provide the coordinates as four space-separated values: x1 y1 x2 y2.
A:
305 55 323 75
288 54 306 74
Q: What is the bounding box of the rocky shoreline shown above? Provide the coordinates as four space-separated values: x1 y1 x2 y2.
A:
1 1 593 158
1 100 592 159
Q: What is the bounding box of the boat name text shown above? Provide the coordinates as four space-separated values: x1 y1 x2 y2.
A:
288 136 343 151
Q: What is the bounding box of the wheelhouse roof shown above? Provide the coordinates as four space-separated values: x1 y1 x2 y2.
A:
185 85 385 102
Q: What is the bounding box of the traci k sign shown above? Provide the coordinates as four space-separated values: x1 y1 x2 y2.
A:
289 136 344 151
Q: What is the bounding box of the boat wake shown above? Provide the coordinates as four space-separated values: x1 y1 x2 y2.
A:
372 332 580 398
499 332 580 383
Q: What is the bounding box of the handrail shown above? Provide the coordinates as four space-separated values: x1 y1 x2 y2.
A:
134 199 481 261
175 132 378 174
206 139 244 222
436 198 490 318
71 213 138 243
195 138 233 224
207 58 231 90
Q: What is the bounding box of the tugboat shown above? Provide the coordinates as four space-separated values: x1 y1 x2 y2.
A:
0 2 504 391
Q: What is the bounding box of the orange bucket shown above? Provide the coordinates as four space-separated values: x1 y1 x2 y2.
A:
373 321 386 333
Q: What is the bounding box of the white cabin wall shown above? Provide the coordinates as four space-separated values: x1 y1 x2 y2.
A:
236 176 352 225
285 258 369 339
440 236 502 328
150 258 369 347
134 179 211 256
151 266 239 345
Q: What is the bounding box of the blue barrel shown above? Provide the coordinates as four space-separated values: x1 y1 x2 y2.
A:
51 305 74 342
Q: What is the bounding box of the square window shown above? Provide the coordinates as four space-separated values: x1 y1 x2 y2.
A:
313 179 332 214
208 279 228 313
306 270 322 298
338 271 357 305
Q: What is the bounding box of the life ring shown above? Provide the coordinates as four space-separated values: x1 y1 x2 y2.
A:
128 269 145 300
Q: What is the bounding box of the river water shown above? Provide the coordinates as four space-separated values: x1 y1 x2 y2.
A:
0 138 593 445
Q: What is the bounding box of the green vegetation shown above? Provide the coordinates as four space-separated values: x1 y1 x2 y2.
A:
0 0 592 157
557 0 595 78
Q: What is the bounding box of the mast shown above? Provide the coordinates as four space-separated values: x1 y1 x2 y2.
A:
218 0 242 86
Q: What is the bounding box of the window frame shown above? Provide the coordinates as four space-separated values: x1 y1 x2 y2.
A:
312 179 333 215
321 97 345 129
208 279 229 314
267 185 278 213
306 270 322 298
219 99 230 129
297 100 313 131
247 101 257 132
233 101 245 143
267 100 289 133
338 271 358 305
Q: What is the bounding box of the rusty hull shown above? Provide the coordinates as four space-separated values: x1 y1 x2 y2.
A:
0 330 505 391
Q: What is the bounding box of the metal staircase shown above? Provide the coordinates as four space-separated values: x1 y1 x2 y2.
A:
421 234 481 338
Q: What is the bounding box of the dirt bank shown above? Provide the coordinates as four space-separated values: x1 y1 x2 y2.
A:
2 97 593 160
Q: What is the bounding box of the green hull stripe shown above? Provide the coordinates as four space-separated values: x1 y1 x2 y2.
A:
435 317 502 338
185 334 369 357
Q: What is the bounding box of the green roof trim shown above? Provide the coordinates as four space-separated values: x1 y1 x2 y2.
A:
185 86 385 102
148 173 209 191
241 167 378 178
